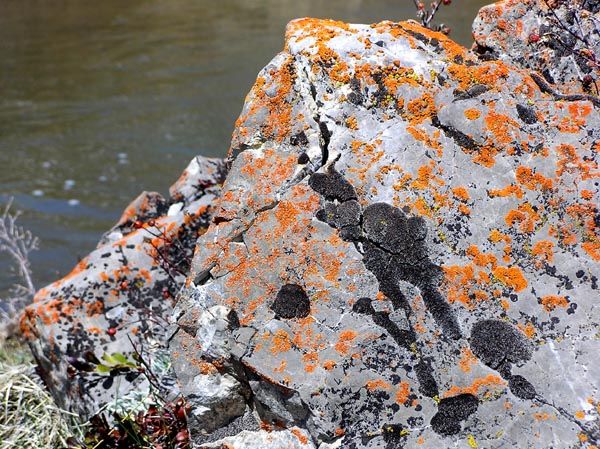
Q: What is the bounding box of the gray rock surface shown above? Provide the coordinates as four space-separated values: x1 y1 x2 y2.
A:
21 156 225 418
473 0 599 98
171 11 600 449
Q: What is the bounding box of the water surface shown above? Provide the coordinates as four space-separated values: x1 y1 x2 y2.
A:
0 0 491 292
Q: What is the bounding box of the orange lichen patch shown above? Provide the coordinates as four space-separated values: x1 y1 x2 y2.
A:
464 108 481 120
406 93 436 125
555 143 600 180
533 412 555 421
488 184 524 199
515 166 554 191
466 245 498 268
407 126 442 156
582 241 600 261
540 295 569 312
335 330 357 355
488 229 510 244
285 18 350 45
395 381 411 405
505 202 540 233
88 326 102 335
411 161 442 190
575 410 586 420
484 108 520 147
412 197 433 218
382 66 424 94
447 60 509 91
443 374 507 398
518 322 536 339
323 360 337 371
493 266 527 292
458 347 478 373
345 116 358 130
330 60 350 83
472 144 500 168
452 187 470 202
531 240 554 267
443 264 477 309
581 189 595 200
291 428 309 445
233 57 295 144
366 379 392 391
269 330 292 355
86 300 104 317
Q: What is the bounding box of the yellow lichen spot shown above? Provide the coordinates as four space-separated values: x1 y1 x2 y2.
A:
467 434 478 448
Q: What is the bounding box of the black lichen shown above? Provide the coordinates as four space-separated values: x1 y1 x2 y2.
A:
508 374 536 400
516 104 538 124
270 284 310 319
309 168 357 202
297 152 310 164
415 360 439 398
430 394 479 436
470 320 532 370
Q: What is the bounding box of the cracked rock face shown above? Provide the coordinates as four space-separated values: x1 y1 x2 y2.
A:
21 156 225 418
172 14 599 449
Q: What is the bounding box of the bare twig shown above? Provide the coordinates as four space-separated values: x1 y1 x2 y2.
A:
0 198 39 324
412 1 451 33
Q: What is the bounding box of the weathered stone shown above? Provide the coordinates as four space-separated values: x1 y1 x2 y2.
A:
199 427 315 449
473 0 600 97
173 13 600 449
20 156 225 418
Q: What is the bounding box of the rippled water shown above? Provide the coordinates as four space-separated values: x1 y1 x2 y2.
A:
0 0 491 291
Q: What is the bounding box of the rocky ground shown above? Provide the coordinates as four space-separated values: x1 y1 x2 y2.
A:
20 1 599 448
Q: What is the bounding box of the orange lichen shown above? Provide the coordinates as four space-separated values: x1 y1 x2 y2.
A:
452 186 470 202
335 330 357 355
291 428 309 445
270 330 292 355
540 295 569 312
515 166 553 191
458 347 478 373
395 381 411 404
531 240 554 267
406 93 436 125
464 108 481 120
582 241 600 261
366 379 392 391
493 266 527 292
443 374 507 398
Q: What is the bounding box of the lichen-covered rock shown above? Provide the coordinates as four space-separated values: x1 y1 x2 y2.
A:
20 156 225 418
199 427 315 449
172 15 599 449
473 0 600 97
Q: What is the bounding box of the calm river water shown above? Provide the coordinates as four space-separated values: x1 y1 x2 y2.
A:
0 0 491 291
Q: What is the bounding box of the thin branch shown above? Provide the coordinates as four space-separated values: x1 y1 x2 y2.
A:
0 198 39 322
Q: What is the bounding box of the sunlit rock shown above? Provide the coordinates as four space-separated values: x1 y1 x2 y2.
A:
20 156 226 418
173 12 599 449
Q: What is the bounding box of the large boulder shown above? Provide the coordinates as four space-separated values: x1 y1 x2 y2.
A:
20 156 226 418
171 14 599 449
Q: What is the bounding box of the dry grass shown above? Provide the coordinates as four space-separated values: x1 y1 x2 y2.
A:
0 340 82 449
